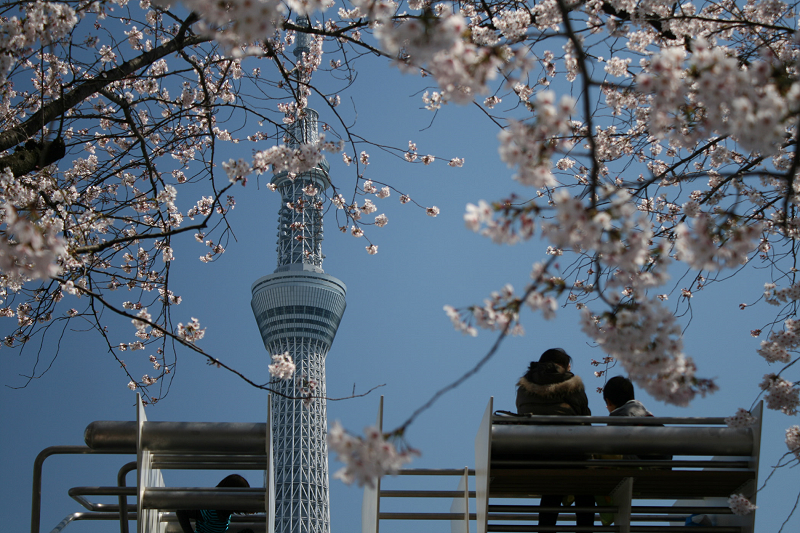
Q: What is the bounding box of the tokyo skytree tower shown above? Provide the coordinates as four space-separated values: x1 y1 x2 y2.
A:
250 32 347 533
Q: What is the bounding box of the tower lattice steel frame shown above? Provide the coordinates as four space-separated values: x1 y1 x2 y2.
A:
250 86 346 532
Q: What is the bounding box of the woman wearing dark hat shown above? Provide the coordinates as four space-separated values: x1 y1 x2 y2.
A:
516 348 593 531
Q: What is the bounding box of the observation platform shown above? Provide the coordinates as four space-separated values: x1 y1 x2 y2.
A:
31 395 271 533
364 398 761 533
31 396 761 533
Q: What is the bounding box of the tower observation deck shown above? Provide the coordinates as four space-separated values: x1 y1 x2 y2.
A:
250 78 346 532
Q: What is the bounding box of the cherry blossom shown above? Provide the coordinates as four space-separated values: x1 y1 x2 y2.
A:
760 374 799 416
725 408 758 428
328 422 417 487
787 426 800 460
177 318 205 343
268 352 296 380
728 494 757 516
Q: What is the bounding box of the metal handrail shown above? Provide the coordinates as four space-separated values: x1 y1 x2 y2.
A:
31 446 133 533
117 461 136 533
492 415 730 425
141 487 266 511
48 512 138 533
68 487 137 511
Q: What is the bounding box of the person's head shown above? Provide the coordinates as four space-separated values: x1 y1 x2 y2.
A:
216 474 250 517
217 474 250 488
538 348 572 372
603 376 635 413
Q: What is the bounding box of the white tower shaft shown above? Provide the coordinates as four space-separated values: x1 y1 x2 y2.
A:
251 108 346 533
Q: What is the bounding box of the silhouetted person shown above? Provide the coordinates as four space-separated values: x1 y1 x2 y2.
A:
177 474 253 533
516 348 594 531
603 376 670 463
603 376 653 416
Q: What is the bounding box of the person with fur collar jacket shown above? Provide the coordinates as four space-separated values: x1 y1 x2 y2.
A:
515 348 594 531
516 348 591 416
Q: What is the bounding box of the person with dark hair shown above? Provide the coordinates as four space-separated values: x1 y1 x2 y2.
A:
516 348 591 416
177 474 253 533
603 375 669 467
603 376 653 417
516 348 593 531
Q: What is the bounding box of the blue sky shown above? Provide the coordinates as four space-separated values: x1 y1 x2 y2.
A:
2 42 799 533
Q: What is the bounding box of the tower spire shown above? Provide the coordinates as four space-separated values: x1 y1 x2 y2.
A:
272 110 330 272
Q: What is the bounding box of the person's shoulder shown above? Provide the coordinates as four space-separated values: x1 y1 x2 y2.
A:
518 373 585 398
611 399 652 417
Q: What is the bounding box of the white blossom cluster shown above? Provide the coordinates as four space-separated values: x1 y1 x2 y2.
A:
757 317 800 364
724 408 758 428
329 174 409 251
464 200 535 245
759 373 799 415
786 426 800 460
0 167 67 282
637 39 800 155
498 92 575 188
674 214 762 271
328 422 416 487
491 9 531 42
268 351 296 380
0 1 77 81
177 318 205 343
252 138 342 176
580 298 708 406
181 0 282 48
443 304 478 337
764 282 800 306
369 4 524 105
728 493 757 516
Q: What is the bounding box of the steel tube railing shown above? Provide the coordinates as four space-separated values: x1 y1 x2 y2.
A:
492 416 728 425
486 518 742 532
488 505 732 515
491 459 749 468
84 421 267 453
379 512 478 520
491 425 753 456
486 526 617 532
68 487 136 511
395 468 476 476
32 446 133 533
140 487 265 511
117 461 136 533
379 490 476 498
48 512 139 533
150 454 267 470
490 506 615 513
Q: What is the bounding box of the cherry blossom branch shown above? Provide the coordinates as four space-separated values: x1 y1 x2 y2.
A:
556 0 599 208
0 13 206 151
391 317 513 436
